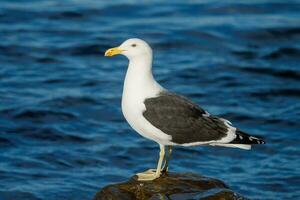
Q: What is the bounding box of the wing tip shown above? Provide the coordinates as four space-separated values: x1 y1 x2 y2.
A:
232 130 266 145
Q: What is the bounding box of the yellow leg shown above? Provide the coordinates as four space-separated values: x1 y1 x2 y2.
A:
136 144 165 181
162 146 172 173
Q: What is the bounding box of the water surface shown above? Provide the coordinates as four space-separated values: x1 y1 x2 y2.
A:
0 0 299 199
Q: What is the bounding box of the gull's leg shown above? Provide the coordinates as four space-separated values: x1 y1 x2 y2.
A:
162 146 172 173
136 144 165 181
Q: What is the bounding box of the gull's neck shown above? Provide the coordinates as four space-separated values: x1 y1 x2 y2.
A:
122 55 163 100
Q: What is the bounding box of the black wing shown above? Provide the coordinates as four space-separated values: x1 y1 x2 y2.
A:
143 91 229 144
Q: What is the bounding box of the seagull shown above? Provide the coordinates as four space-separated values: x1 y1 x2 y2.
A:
104 38 265 181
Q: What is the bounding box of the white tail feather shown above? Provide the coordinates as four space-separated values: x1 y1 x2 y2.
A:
210 143 251 150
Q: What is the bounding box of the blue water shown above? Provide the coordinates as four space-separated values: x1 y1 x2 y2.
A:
0 0 299 199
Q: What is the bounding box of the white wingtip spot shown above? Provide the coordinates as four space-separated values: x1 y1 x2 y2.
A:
249 136 259 141
202 111 210 117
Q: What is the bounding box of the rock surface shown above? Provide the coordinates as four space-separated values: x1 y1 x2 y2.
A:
94 172 247 200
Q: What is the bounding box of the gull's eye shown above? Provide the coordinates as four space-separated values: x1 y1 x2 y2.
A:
131 44 137 47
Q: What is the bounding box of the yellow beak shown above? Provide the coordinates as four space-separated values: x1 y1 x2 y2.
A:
104 47 123 57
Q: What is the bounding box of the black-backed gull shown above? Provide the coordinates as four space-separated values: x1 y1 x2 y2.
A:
104 38 265 181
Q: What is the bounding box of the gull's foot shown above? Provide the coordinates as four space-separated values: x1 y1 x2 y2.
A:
136 169 161 181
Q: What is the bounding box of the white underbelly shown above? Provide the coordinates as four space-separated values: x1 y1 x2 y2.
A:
121 97 172 145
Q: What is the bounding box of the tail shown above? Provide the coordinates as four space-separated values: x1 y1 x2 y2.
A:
210 143 252 150
230 130 266 145
209 130 265 150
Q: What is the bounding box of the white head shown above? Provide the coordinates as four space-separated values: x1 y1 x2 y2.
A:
105 38 152 61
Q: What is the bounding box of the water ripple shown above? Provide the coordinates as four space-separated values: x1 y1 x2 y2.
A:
0 1 299 200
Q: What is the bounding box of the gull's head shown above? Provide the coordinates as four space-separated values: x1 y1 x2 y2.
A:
104 38 152 60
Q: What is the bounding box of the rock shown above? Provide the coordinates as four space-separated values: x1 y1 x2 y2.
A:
93 172 247 200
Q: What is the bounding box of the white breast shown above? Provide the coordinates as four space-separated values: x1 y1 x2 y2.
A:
121 63 172 145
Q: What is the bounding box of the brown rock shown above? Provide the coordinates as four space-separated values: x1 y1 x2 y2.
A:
93 172 247 200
